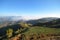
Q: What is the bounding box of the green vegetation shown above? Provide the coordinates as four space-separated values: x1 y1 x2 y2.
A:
24 27 60 35
6 28 13 38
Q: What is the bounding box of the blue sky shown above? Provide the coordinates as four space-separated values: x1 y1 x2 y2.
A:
0 0 60 19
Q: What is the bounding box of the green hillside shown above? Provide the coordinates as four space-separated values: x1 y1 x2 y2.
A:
24 27 60 35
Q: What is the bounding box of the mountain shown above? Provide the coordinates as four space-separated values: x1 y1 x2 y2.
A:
27 17 60 28
0 17 60 40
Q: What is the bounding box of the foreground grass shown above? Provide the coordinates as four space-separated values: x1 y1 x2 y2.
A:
9 27 60 40
24 26 60 35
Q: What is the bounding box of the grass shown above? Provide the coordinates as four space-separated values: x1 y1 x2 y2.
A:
8 27 60 40
24 26 60 35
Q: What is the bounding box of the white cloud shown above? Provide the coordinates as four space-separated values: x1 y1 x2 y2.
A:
22 13 60 20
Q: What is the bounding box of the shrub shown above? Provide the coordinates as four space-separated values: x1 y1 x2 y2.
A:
6 28 13 38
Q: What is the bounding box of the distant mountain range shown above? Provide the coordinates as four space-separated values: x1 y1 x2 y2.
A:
0 16 60 28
